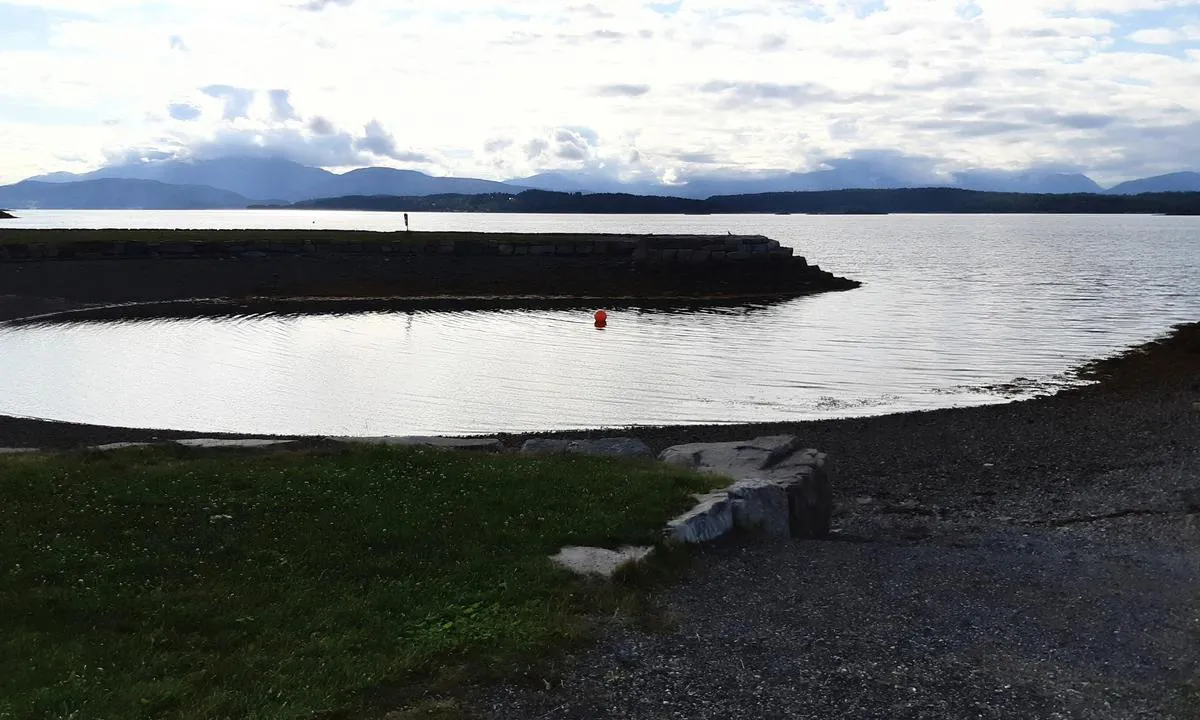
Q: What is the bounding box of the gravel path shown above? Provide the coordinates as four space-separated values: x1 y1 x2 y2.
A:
472 325 1200 719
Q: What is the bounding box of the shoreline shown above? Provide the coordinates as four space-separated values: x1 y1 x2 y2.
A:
3 321 1196 452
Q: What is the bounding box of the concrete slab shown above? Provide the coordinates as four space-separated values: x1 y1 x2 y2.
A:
174 438 296 449
550 545 655 577
90 442 155 451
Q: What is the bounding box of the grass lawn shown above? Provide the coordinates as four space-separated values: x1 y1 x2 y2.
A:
0 444 718 719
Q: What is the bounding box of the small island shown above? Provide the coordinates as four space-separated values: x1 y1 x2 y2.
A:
0 209 15 219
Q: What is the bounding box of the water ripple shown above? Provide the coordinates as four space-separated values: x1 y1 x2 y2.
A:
0 213 1196 434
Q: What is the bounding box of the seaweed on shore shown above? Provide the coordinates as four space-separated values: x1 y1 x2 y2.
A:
1074 322 1200 390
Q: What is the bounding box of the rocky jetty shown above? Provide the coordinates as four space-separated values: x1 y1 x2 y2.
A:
0 230 858 314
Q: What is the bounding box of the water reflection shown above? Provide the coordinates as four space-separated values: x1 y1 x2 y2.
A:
0 212 1196 435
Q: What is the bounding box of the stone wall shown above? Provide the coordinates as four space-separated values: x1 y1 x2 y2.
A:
0 230 857 311
0 232 801 265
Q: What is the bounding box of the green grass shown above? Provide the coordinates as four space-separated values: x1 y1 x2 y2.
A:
0 444 717 719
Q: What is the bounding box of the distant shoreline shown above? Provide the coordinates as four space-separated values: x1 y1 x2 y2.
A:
273 187 1200 215
3 187 1200 215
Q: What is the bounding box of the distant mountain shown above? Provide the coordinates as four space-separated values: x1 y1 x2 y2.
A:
29 157 334 203
512 167 1105 197
0 179 250 209
667 170 909 199
19 156 1200 207
1106 171 1200 195
950 170 1102 194
313 167 516 198
30 156 526 204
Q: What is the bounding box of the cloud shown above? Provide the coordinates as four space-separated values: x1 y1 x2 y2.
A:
524 138 550 160
268 89 298 122
5 0 1200 186
699 81 834 108
308 116 335 135
167 103 202 121
353 119 431 162
1023 109 1115 129
759 35 787 51
299 0 354 10
570 3 614 19
596 84 650 97
200 85 255 121
1125 27 1200 44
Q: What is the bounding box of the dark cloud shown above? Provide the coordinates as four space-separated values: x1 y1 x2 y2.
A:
268 89 298 122
353 120 431 162
187 127 360 166
1023 108 1115 129
168 35 188 51
520 127 601 165
552 128 598 161
299 0 354 10
596 84 650 97
168 103 202 121
945 102 988 114
1053 119 1200 180
200 84 255 121
308 116 335 135
524 138 550 159
676 152 720 163
759 34 786 51
817 149 944 186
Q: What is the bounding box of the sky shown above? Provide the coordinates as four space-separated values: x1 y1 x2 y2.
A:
1 0 1199 186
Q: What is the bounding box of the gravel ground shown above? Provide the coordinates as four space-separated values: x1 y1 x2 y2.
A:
469 324 1200 720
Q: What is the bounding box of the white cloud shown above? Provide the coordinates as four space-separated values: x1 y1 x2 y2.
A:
1 0 1199 185
1129 27 1182 43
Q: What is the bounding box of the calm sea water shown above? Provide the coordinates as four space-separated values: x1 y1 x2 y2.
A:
1 210 1197 435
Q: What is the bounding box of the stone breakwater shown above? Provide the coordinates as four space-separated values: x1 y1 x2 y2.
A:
0 230 858 310
0 230 801 263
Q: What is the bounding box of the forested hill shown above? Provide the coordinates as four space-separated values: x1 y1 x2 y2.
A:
282 187 1200 215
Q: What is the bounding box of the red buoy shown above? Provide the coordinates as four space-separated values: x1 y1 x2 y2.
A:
594 310 608 328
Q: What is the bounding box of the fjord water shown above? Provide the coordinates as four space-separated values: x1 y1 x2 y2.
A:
1 211 1197 435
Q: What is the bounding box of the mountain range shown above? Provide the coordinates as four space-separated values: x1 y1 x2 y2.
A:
2 156 1199 210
